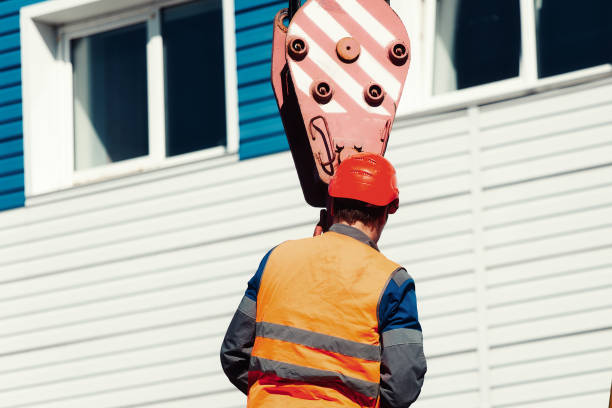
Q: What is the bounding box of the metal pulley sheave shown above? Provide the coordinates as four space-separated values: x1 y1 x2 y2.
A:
271 0 411 207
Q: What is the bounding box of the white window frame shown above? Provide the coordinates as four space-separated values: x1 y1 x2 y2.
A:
21 0 239 196
394 0 612 117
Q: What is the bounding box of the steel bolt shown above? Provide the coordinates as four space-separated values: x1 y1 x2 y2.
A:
364 83 385 106
388 40 409 66
312 81 333 104
288 36 308 61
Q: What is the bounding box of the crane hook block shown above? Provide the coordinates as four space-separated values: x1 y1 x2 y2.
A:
271 0 411 207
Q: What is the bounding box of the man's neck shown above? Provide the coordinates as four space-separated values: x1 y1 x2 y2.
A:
336 220 380 243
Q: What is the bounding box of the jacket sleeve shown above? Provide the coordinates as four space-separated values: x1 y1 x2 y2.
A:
220 249 273 394
377 267 427 408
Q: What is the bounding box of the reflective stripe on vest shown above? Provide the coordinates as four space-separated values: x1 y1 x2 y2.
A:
248 231 401 407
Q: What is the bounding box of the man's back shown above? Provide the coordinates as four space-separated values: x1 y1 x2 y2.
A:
249 229 400 407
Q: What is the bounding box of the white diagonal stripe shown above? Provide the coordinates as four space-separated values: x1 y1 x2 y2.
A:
359 48 401 101
336 0 394 48
288 23 389 116
290 61 347 113
304 0 401 101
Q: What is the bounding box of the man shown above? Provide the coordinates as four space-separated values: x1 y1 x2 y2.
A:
221 153 426 407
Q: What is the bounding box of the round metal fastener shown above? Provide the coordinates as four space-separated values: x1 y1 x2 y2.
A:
312 81 333 104
336 37 361 63
364 83 384 106
388 40 409 66
274 8 289 33
288 36 308 61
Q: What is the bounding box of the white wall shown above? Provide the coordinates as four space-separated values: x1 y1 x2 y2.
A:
0 78 611 408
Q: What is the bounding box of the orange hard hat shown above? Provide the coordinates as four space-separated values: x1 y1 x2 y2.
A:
328 153 399 213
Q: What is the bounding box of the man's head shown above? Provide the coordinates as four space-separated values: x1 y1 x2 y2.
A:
327 153 399 243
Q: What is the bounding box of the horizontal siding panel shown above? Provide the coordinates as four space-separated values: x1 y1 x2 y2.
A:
0 67 20 89
237 42 271 67
0 295 234 356
0 189 22 211
494 391 609 408
403 252 474 281
0 154 21 176
240 133 288 158
235 2 281 30
488 307 612 347
240 114 283 141
235 24 272 51
0 0 42 17
0 172 302 261
490 348 612 388
0 317 226 374
488 286 612 328
0 204 313 281
0 31 19 53
0 14 19 36
489 329 612 368
238 82 274 105
0 171 23 193
0 103 21 123
412 391 480 408
484 205 612 249
0 336 221 391
239 98 278 123
480 99 612 150
485 224 612 269
237 62 269 87
0 119 21 140
479 80 612 129
484 181 612 230
490 371 609 408
426 331 478 358
486 246 612 288
426 351 478 377
0 84 21 105
0 49 19 70
487 267 612 307
418 370 479 400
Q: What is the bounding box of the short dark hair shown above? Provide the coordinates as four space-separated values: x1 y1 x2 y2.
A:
333 198 387 227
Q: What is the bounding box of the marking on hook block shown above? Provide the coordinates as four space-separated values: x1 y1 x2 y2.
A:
304 1 401 101
289 23 389 116
337 0 394 47
290 62 347 113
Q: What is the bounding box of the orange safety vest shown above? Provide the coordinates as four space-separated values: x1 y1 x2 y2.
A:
248 230 401 407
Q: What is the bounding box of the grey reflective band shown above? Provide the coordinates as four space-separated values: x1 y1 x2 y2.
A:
382 328 423 347
256 321 381 362
250 356 379 399
391 267 412 287
237 296 256 319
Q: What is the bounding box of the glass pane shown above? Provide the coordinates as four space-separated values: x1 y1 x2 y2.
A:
536 0 612 78
72 23 148 171
433 0 521 95
163 0 226 157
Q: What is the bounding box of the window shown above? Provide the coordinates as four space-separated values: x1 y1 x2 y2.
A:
405 0 612 112
433 0 521 94
163 0 227 157
535 0 612 78
72 23 149 170
21 0 238 196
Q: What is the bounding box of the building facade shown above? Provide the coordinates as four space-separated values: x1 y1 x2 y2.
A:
0 0 611 407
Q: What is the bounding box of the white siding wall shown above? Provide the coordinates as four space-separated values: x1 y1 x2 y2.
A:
0 78 611 408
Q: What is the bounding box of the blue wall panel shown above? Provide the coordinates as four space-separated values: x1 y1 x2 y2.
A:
0 0 43 212
235 0 289 159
